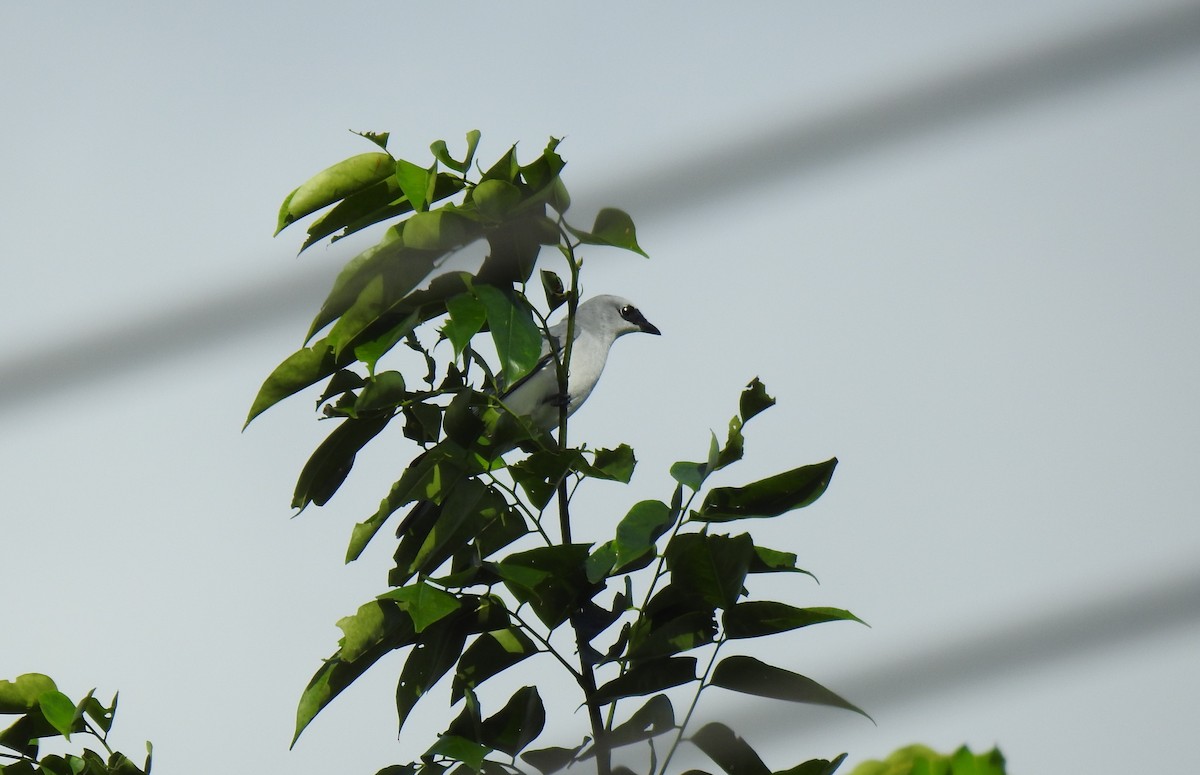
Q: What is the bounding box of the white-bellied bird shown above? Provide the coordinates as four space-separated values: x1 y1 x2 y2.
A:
393 295 659 545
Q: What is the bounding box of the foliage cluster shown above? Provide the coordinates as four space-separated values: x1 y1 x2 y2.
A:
249 131 867 775
0 673 150 775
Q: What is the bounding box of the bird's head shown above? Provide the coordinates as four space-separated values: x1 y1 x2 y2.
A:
578 295 661 339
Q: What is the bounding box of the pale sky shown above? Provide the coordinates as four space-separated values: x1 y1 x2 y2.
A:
3 3 1199 774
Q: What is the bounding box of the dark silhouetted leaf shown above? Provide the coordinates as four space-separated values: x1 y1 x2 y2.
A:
612 500 674 572
452 628 537 703
739 378 775 423
690 722 770 775
772 753 846 775
589 444 637 483
709 656 870 721
593 657 696 705
606 694 676 749
477 686 544 755
492 544 591 629
425 735 489 771
697 458 838 522
664 532 754 610
522 745 582 775
722 603 864 640
292 413 391 509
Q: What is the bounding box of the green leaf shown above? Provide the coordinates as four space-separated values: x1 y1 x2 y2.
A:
401 208 480 252
431 130 481 173
491 544 591 629
325 253 438 358
292 599 424 745
625 609 716 661
395 600 506 733
0 673 57 712
689 722 770 775
37 691 76 739
394 158 434 213
739 378 775 423
395 623 470 733
670 460 706 491
477 685 545 755
354 371 406 414
697 458 838 522
664 532 754 610
425 735 489 771
709 655 870 721
612 500 674 572
747 545 814 579
301 176 402 252
540 270 567 313
473 285 543 385
245 338 341 427
452 628 538 703
444 292 488 357
292 413 392 509
593 657 696 705
353 129 390 150
473 179 523 220
566 208 648 257
589 444 637 483
336 600 414 663
277 152 395 235
379 583 462 633
722 603 864 640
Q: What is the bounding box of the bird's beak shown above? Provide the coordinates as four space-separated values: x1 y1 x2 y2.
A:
631 309 661 336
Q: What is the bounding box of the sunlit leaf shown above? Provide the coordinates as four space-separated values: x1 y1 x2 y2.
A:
0 673 57 713
379 582 462 633
444 292 487 357
277 152 395 235
395 158 433 213
37 691 76 739
473 285 543 384
245 338 341 427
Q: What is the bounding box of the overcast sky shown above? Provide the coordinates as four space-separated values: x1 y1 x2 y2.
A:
3 3 1199 774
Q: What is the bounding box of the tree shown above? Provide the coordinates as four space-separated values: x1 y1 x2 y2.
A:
248 130 872 775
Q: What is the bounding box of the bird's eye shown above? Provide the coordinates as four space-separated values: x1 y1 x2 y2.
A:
620 305 634 319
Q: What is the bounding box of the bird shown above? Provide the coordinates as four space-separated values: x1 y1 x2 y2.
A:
498 294 661 430
390 295 660 571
